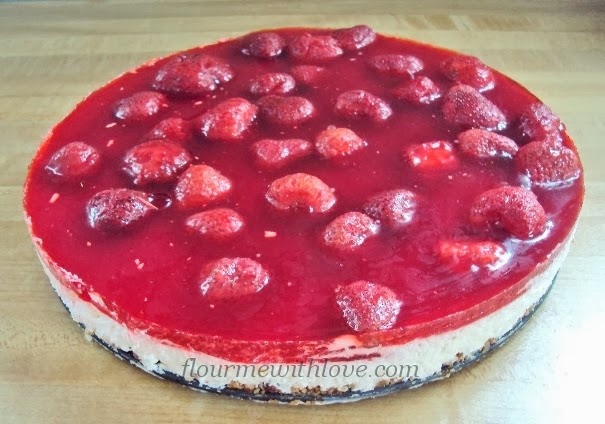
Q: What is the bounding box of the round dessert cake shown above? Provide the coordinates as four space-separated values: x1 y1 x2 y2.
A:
23 26 584 404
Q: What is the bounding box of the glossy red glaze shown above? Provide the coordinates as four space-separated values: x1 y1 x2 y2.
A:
24 28 583 361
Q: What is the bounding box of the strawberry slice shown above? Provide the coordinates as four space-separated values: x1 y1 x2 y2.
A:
363 189 418 229
335 281 401 332
185 208 245 239
288 34 343 61
113 91 167 122
198 257 270 301
249 73 296 96
469 186 547 239
252 138 313 169
368 54 423 78
45 141 101 180
405 141 460 171
440 55 496 92
391 76 442 105
322 212 379 251
152 54 234 96
122 140 191 186
242 32 285 58
332 25 377 51
145 117 191 144
515 141 581 187
315 126 367 159
518 103 564 143
86 188 157 232
266 173 336 213
257 95 315 127
437 240 509 270
441 85 507 131
197 98 258 142
334 90 392 122
290 65 325 85
174 164 232 209
456 129 518 160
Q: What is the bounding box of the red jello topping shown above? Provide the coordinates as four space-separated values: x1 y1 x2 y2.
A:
24 28 583 359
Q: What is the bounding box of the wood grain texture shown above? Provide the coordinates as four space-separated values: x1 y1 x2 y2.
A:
1 1 604 423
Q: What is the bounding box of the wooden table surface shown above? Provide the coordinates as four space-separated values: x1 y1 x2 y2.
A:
1 1 604 423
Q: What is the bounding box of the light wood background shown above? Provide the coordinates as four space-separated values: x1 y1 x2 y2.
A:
1 1 604 423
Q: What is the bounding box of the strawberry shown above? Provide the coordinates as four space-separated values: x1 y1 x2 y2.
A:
252 138 313 169
249 72 296 96
440 55 495 92
334 89 393 122
441 85 507 131
469 186 547 239
145 117 191 144
391 76 442 105
518 103 563 143
288 34 343 61
368 54 423 78
456 129 518 160
45 141 101 179
265 173 336 213
290 65 325 85
197 98 258 142
185 208 245 239
515 141 581 186
363 189 417 229
332 25 376 51
242 32 285 58
85 188 157 232
257 95 315 127
315 126 367 159
174 164 232 209
152 54 234 96
405 141 460 171
113 91 167 122
122 140 191 186
322 212 379 251
198 257 270 301
437 240 508 270
335 281 401 332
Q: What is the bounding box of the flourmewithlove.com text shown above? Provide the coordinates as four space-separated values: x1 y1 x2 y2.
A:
182 358 419 380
